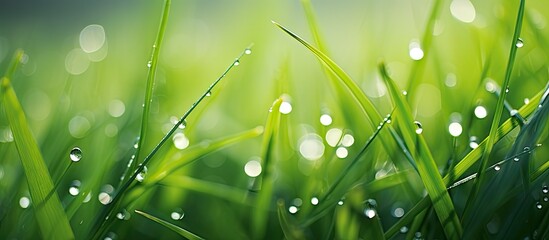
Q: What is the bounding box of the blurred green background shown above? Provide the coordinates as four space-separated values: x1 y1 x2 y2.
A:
1 0 549 239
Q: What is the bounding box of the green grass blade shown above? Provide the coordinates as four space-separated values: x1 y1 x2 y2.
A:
462 0 526 231
277 200 306 240
379 63 462 239
159 175 250 204
251 97 282 239
1 51 74 240
134 210 204 240
128 0 171 182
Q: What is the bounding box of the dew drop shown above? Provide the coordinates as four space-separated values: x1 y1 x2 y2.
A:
146 61 152 68
542 186 548 194
341 134 355 147
474 105 488 119
206 91 212 97
544 197 549 202
19 197 30 209
69 180 81 196
505 88 510 93
400 226 409 234
83 192 92 203
98 192 112 205
469 136 479 149
320 114 333 126
513 157 520 162
338 200 344 206
448 122 463 137
393 207 405 218
171 208 185 220
494 165 501 171
364 208 376 218
336 147 348 159
311 197 319 205
510 109 518 116
524 146 531 152
244 159 262 177
516 38 524 48
288 206 298 214
524 98 530 104
244 48 252 55
116 209 130 220
536 202 543 209
70 147 83 162
136 166 148 182
292 198 303 207
233 60 240 66
279 101 293 114
173 133 190 150
104 232 117 240
178 120 187 129
414 121 423 134
402 90 408 96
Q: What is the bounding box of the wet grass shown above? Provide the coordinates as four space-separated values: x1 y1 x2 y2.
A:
1 0 549 239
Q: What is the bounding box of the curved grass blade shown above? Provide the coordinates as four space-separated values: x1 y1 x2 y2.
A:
134 210 204 240
277 200 306 239
1 51 74 240
463 0 526 224
129 0 172 178
251 98 282 239
379 63 462 239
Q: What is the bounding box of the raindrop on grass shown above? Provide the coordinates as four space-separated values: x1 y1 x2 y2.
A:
400 226 409 234
69 180 81 196
516 38 524 48
336 147 348 159
116 209 130 220
279 101 293 114
104 232 117 240
288 206 298 214
173 133 190 150
292 198 303 207
524 146 531 152
178 120 187 129
474 105 488 119
70 147 82 162
244 159 262 177
341 134 355 147
393 207 405 218
402 90 408 96
364 208 376 219
171 209 185 220
136 166 148 182
542 186 548 194
19 197 30 209
337 200 344 206
146 61 152 68
414 121 423 134
206 91 212 97
469 136 479 149
98 192 112 205
233 60 240 66
311 197 319 205
536 202 543 209
320 114 333 126
448 122 463 137
544 197 549 202
494 165 501 171
244 48 252 55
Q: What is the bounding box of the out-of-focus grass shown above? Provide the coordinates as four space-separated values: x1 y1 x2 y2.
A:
1 0 549 239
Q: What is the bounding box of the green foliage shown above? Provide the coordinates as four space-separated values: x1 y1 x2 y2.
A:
1 0 549 239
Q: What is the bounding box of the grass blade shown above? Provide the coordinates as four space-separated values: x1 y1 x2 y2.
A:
134 210 204 240
277 200 306 239
1 51 74 240
159 175 250 204
379 63 462 239
462 0 526 233
131 0 171 176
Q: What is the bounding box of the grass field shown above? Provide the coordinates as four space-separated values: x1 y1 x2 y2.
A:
1 0 549 239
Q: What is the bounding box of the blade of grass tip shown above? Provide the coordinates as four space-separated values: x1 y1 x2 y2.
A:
379 62 462 239
251 98 282 240
404 0 443 99
385 87 545 238
129 0 171 182
277 200 306 239
134 210 204 240
462 0 525 228
1 51 74 240
302 110 393 227
92 45 254 239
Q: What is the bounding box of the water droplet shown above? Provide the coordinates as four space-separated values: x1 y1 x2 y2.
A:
524 98 530 104
70 147 82 162
19 197 30 209
414 121 423 134
544 197 549 202
469 136 479 149
542 186 548 194
233 59 240 66
337 200 344 206
83 192 92 203
310 197 319 205
279 101 292 114
98 192 112 205
524 146 531 152
292 198 303 207
474 105 488 119
325 128 343 147
536 202 543 209
414 232 422 239
244 48 252 55
513 157 520 162
409 41 424 60
173 133 190 150
178 120 187 129
510 109 518 116
206 91 212 97
288 206 298 214
244 159 262 177
516 38 524 48
171 208 185 220
400 226 409 234
299 133 325 161
494 165 501 171
136 166 148 182
485 80 497 93
320 114 333 126
393 207 405 218
116 209 130 220
448 122 463 137
341 134 355 147
402 90 408 96
69 180 81 196
146 61 152 68
364 208 376 218
336 147 348 159
104 232 117 240
505 88 510 93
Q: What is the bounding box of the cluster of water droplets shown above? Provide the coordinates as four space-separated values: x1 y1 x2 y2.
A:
536 185 549 210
